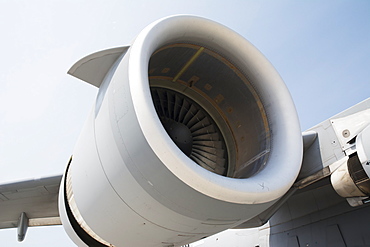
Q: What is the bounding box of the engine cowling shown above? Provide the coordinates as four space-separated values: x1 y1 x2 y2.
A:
331 125 370 201
58 15 303 247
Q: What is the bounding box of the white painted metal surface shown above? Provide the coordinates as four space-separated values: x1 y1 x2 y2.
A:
59 15 303 246
357 125 370 178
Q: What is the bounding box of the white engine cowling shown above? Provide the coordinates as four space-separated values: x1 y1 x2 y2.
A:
58 15 303 247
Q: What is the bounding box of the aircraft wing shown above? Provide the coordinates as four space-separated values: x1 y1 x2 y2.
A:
0 175 62 230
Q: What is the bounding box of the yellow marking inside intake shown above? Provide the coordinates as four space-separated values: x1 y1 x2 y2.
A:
172 47 205 82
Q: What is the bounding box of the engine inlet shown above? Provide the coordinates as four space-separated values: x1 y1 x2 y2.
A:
151 87 229 176
149 43 271 179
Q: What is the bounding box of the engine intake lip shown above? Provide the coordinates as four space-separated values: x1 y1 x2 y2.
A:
128 15 303 204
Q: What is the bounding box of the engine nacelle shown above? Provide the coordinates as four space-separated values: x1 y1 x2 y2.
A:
331 125 370 201
58 15 302 246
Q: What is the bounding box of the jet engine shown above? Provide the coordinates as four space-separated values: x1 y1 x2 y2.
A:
331 124 370 203
58 15 303 247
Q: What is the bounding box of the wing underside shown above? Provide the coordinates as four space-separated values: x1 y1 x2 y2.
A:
0 175 62 230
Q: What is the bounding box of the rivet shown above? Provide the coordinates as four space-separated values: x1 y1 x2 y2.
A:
342 129 350 138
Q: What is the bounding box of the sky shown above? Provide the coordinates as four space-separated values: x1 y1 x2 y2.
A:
0 0 369 246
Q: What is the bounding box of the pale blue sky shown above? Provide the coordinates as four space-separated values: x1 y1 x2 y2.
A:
0 1 369 246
